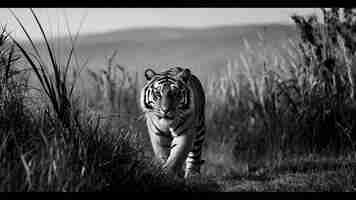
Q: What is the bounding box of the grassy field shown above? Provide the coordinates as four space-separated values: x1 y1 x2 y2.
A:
1 8 356 191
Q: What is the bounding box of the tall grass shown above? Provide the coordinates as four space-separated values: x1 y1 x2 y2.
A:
0 25 29 132
86 50 139 118
205 8 356 174
9 8 79 128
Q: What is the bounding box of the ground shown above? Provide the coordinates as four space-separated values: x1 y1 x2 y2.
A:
213 154 356 192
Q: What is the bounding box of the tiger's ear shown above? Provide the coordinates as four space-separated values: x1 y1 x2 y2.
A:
144 68 156 80
178 68 191 83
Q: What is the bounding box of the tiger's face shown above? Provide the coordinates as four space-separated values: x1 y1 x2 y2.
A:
150 80 186 119
144 68 191 120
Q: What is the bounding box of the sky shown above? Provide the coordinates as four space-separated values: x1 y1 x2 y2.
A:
0 8 322 41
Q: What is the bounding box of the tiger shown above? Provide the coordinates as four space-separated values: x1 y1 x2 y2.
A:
140 67 206 179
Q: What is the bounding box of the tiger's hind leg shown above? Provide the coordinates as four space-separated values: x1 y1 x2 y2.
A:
184 124 206 179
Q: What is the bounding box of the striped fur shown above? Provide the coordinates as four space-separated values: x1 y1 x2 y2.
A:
140 67 206 178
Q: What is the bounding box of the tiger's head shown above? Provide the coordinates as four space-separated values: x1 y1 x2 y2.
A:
142 67 191 120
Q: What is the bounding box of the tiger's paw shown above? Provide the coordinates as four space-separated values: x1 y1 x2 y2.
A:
169 127 179 137
184 167 202 180
168 119 181 136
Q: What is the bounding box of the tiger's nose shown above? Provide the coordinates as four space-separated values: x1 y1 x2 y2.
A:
161 106 169 113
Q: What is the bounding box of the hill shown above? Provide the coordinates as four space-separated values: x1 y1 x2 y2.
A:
28 24 298 84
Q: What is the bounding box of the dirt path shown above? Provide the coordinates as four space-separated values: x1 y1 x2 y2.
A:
212 157 356 192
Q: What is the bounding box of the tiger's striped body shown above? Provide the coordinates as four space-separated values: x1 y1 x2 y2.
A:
140 67 206 178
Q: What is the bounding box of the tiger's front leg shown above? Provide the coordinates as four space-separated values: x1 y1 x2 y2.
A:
162 130 195 177
148 131 172 166
146 115 172 165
